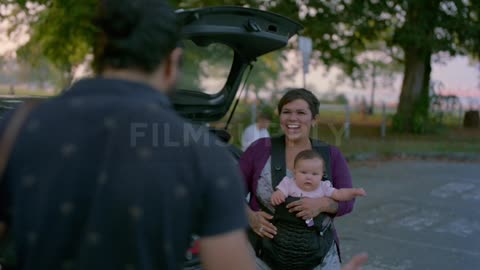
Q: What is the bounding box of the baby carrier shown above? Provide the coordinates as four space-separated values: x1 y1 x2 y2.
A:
253 135 335 270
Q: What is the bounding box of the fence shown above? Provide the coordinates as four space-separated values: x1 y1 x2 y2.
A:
318 103 392 139
317 99 474 139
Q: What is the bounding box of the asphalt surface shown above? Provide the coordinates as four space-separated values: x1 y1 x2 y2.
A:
336 160 480 270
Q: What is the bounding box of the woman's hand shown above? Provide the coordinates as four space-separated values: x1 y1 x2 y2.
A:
286 197 338 220
247 209 277 239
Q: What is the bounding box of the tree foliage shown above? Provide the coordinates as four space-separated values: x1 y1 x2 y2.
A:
2 0 480 132
2 0 97 87
2 0 289 92
251 0 480 133
178 0 480 132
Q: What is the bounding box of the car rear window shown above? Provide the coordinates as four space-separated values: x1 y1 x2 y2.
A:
178 40 233 94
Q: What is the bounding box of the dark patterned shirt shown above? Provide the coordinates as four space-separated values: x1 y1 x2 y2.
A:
0 78 247 270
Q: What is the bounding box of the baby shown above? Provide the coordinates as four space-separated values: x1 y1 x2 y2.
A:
271 149 366 225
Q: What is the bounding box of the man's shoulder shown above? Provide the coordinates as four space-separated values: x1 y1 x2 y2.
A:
113 98 191 132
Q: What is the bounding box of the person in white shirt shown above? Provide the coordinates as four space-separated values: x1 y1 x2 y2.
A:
241 112 272 150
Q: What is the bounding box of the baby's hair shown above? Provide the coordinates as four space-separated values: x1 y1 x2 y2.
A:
293 149 324 168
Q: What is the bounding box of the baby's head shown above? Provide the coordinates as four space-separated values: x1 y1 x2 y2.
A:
293 150 325 192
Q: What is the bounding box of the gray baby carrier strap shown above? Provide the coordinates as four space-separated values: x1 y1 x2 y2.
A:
262 135 335 270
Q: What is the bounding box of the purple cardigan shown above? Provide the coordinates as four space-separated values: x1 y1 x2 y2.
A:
238 137 355 256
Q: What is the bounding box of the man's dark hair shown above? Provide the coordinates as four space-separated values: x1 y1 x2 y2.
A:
92 0 180 74
293 149 324 168
277 88 320 118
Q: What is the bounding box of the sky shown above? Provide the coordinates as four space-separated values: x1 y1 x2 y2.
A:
1 24 479 109
431 57 479 93
283 52 480 108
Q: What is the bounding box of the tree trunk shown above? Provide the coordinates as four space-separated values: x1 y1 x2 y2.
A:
396 49 425 132
393 0 439 133
394 48 433 133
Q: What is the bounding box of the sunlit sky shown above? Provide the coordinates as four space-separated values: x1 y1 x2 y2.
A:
284 53 479 107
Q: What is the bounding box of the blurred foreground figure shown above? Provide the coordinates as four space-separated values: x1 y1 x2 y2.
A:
0 1 254 269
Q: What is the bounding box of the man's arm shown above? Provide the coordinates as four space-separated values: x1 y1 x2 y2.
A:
199 229 255 270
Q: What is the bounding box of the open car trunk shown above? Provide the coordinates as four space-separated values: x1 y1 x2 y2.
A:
175 6 303 269
174 6 303 123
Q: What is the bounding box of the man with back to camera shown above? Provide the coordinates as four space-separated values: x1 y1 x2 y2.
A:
0 0 255 269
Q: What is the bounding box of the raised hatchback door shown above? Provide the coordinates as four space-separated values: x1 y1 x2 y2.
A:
173 6 303 122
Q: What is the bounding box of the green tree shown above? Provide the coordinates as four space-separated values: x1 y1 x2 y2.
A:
4 0 480 133
2 0 288 92
181 0 480 133
259 0 480 133
391 1 480 132
333 42 403 114
2 0 97 88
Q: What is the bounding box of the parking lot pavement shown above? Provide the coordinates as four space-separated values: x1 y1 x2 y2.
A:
336 160 480 270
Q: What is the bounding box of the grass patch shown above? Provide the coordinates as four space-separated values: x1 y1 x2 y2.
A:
314 123 480 156
223 111 479 156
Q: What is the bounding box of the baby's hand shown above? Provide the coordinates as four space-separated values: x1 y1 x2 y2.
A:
271 191 286 206
355 188 367 197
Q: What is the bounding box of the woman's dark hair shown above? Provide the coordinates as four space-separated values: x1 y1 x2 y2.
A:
277 88 320 118
92 0 180 74
294 149 324 168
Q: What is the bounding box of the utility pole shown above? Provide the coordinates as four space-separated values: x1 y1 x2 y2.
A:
298 36 312 89
370 64 377 115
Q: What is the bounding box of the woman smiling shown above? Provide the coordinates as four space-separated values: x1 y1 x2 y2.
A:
239 88 356 270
